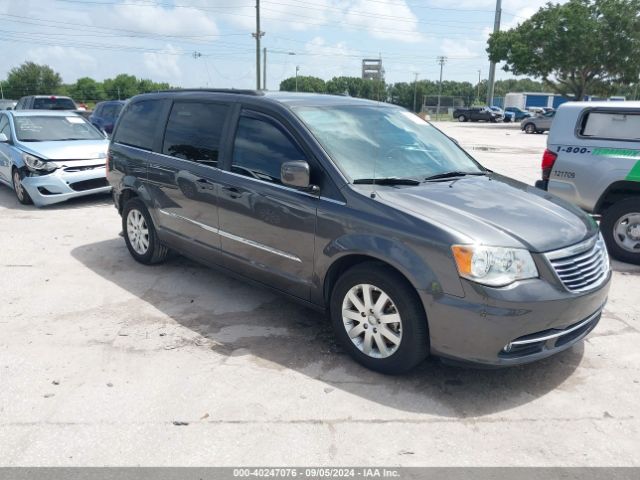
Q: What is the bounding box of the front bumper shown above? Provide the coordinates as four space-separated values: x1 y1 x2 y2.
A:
21 165 111 207
421 272 611 367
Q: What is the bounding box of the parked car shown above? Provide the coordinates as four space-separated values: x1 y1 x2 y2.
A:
453 106 502 123
521 110 556 134
490 106 514 123
535 101 640 264
504 107 532 121
89 100 125 135
15 95 78 111
0 110 110 206
0 99 17 110
108 90 610 374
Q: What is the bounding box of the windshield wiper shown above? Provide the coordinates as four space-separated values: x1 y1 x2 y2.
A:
18 139 43 142
353 177 421 186
424 171 487 181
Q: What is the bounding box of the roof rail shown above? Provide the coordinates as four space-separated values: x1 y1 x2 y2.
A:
155 88 264 96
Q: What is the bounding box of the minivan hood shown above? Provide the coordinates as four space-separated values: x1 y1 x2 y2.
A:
371 174 597 252
17 139 109 161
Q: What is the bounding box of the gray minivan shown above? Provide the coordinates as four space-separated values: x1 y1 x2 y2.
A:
107 90 611 374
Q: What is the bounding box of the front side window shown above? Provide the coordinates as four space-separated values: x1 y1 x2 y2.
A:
101 103 124 120
231 114 306 184
294 105 483 181
113 99 165 151
13 116 104 142
0 115 10 140
163 102 229 167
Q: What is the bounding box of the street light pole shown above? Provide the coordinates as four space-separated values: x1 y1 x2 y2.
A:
252 0 264 90
412 72 418 113
477 69 481 102
263 47 267 90
295 65 300 92
437 56 447 120
486 0 502 106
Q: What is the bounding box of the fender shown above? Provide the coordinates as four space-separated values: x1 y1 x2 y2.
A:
314 233 464 306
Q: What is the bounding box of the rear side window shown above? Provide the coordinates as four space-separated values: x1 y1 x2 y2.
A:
33 97 76 110
580 111 640 141
231 115 306 184
101 103 123 120
114 100 165 151
162 102 229 167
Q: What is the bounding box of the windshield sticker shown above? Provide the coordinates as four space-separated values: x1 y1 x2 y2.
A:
14 119 42 132
400 111 427 125
65 117 85 124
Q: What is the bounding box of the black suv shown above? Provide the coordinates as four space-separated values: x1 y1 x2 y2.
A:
107 90 610 373
452 106 502 123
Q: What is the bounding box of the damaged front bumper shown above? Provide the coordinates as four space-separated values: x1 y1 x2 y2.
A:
20 159 111 207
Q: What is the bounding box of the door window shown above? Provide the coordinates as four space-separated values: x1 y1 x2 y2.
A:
162 102 229 167
231 114 306 184
0 115 10 140
113 99 165 151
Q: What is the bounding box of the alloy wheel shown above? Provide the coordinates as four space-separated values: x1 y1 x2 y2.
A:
126 209 150 255
13 170 25 202
341 283 402 359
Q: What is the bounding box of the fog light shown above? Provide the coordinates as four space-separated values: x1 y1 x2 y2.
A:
503 343 513 353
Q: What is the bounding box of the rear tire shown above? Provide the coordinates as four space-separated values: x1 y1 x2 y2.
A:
329 262 429 374
12 168 32 205
122 198 169 265
601 198 640 265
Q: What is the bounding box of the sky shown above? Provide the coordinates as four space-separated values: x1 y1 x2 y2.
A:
0 0 564 89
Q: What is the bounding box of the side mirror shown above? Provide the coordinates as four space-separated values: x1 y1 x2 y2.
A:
0 133 8 142
281 160 311 189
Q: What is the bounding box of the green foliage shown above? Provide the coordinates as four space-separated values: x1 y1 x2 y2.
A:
487 0 640 99
67 77 105 103
2 62 63 98
279 75 326 93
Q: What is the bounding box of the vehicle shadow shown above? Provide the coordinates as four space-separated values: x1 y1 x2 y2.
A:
0 184 112 211
71 237 598 417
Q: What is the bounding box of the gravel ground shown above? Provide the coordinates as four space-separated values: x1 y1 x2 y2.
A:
1 122 638 466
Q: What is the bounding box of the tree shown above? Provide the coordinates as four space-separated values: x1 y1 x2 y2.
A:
487 0 640 100
68 77 105 103
279 75 325 93
103 74 140 100
3 62 63 98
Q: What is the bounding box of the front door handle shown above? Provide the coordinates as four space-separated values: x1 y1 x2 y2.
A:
222 186 241 199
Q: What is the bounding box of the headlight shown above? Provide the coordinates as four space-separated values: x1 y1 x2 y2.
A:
22 153 58 172
451 245 538 287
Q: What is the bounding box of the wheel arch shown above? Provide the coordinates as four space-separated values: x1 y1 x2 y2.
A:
594 181 640 214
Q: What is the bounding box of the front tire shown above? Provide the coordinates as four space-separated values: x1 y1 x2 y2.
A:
330 263 429 374
601 198 640 265
12 168 32 205
122 198 169 265
457 115 467 122
524 123 537 134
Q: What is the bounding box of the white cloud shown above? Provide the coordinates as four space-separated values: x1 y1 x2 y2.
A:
143 44 183 80
343 0 423 43
26 46 97 75
99 1 219 36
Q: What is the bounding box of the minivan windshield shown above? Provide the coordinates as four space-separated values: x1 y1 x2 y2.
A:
294 105 484 182
14 116 104 142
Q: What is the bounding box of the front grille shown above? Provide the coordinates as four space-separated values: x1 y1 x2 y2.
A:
545 234 609 293
63 164 104 172
69 178 109 191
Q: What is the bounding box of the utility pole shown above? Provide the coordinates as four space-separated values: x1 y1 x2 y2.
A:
437 56 447 120
252 0 264 90
412 73 419 113
0 81 3 99
263 48 267 90
295 65 300 92
486 0 502 106
477 69 481 102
